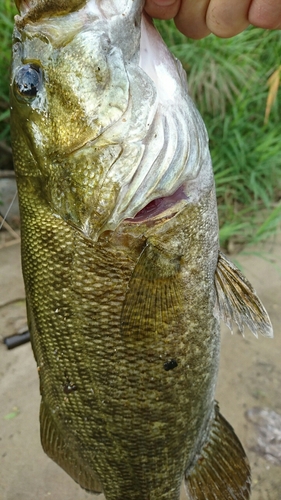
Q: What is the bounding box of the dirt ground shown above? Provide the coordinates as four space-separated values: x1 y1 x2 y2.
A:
0 235 280 500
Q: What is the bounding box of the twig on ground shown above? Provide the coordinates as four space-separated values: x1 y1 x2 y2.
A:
0 215 20 239
0 238 21 250
0 297 26 309
0 141 12 155
0 170 15 178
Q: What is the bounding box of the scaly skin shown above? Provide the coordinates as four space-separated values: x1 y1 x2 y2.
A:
10 0 223 498
16 172 219 499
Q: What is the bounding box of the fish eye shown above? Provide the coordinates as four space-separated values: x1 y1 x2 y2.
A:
14 64 42 99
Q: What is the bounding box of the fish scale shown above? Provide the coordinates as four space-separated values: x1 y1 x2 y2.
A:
19 175 219 499
10 0 272 498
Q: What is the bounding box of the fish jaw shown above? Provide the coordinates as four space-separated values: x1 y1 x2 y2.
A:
10 0 214 241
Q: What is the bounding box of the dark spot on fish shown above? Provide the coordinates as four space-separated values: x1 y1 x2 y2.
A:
63 382 78 394
14 64 42 100
164 359 178 371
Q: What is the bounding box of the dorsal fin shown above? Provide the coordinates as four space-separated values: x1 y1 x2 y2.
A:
215 251 273 338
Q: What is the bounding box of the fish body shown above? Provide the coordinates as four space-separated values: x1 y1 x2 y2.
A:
10 1 272 499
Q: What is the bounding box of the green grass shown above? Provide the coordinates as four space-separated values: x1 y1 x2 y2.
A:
0 0 16 168
0 5 280 247
156 20 281 248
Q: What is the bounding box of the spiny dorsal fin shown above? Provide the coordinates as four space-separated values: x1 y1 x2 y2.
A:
215 251 273 338
185 403 251 500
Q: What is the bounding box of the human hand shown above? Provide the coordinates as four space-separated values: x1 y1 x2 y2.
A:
144 0 281 39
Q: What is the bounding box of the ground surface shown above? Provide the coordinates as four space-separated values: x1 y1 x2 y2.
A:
0 235 280 500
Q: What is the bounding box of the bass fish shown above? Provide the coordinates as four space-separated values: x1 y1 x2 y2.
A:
10 0 273 498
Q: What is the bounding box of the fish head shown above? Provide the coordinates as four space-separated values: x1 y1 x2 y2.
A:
10 0 213 240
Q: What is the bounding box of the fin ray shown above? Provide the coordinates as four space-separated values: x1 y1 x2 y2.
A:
40 401 103 494
121 243 183 338
185 403 251 500
215 251 273 338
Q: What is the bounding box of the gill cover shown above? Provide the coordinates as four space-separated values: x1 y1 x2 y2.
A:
11 0 213 239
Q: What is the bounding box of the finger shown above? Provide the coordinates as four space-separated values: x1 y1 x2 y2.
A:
248 0 281 29
206 0 251 37
174 0 211 39
144 0 181 20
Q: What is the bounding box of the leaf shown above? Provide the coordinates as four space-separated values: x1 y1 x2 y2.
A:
264 66 281 125
253 202 281 241
4 407 20 420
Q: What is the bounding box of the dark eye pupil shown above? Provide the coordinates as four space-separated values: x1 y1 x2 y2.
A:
15 64 42 98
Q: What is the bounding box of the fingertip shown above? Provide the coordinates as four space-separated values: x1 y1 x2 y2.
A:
206 0 250 38
173 1 211 39
248 0 281 30
144 0 180 20
174 15 211 39
207 17 249 38
174 19 211 39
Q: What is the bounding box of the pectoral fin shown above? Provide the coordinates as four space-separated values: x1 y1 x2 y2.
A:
185 403 251 500
40 401 103 494
215 251 273 338
121 242 183 338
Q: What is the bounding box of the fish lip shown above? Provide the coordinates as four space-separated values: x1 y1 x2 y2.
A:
123 184 188 225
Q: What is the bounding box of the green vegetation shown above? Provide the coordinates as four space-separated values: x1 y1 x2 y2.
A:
0 3 280 246
0 0 16 168
156 20 281 247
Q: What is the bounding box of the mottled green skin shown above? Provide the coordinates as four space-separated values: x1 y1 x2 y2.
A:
10 5 220 499
14 172 219 500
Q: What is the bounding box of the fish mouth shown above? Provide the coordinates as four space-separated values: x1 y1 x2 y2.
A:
124 185 188 224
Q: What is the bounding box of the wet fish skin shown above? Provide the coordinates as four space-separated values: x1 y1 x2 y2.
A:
10 0 272 499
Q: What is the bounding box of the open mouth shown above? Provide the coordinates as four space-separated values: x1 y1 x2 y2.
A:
125 184 188 224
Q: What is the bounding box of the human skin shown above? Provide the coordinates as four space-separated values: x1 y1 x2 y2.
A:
144 0 281 39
